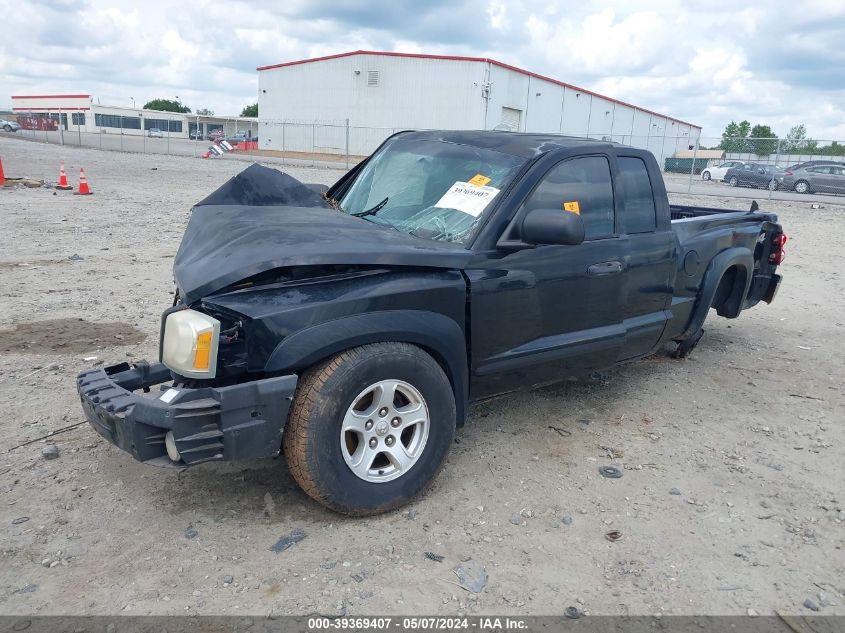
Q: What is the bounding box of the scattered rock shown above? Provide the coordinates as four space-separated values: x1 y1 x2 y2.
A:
263 492 275 518
803 598 821 612
42 445 60 460
510 514 522 525
320 560 338 571
13 584 37 594
12 516 30 525
562 515 573 525
670 488 682 495
222 575 233 585
605 530 623 542
453 561 487 593
270 528 306 552
68 254 84 261
564 606 581 619
406 508 418 520
184 527 199 539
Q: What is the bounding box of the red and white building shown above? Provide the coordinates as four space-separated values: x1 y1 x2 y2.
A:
10 94 256 139
257 50 701 159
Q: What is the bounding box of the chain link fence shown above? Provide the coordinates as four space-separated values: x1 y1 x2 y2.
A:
4 116 844 202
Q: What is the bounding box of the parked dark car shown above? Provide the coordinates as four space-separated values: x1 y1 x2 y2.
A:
189 129 203 140
723 162 782 190
77 131 786 515
781 164 845 194
784 160 844 172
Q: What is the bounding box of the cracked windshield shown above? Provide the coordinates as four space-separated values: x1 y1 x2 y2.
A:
338 138 525 243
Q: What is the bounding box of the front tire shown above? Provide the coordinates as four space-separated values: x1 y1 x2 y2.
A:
768 179 778 191
2 125 11 132
794 180 810 194
729 176 739 187
702 171 711 181
283 342 456 515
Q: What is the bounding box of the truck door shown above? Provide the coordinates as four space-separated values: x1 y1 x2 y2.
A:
615 155 675 359
467 155 628 399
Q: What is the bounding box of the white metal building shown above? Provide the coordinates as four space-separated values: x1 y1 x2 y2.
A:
9 94 257 139
257 50 701 159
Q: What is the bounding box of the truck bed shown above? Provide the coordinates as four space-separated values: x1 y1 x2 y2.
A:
670 202 759 220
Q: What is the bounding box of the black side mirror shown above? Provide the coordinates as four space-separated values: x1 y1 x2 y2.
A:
521 208 585 246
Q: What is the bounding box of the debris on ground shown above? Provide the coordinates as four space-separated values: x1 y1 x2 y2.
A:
598 465 623 479
183 526 199 539
41 445 60 460
670 488 682 495
270 528 306 552
564 606 581 619
803 598 821 611
452 561 487 593
424 552 445 562
605 530 623 542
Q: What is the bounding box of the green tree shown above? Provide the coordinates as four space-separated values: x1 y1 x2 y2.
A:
143 98 191 113
748 124 778 156
783 124 818 154
719 120 751 153
195 107 214 116
240 103 258 117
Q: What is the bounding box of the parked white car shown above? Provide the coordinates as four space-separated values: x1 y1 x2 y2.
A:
1 118 21 132
701 160 745 181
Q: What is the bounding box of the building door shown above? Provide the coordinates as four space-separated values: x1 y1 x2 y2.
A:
500 107 522 132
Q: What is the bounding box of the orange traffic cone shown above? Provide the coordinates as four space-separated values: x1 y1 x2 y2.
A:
56 162 72 190
0 157 5 187
74 167 92 195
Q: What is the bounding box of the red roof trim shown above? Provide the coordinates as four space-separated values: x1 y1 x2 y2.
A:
12 94 91 99
256 50 700 130
13 106 90 111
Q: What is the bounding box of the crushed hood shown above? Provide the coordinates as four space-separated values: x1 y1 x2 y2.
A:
174 164 471 303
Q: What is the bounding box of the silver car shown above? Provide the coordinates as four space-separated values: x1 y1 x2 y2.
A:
0 118 21 132
781 164 845 195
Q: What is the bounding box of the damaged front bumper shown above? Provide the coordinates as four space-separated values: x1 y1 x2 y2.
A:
76 361 297 467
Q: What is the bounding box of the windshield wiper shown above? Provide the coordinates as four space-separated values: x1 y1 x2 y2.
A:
351 197 389 218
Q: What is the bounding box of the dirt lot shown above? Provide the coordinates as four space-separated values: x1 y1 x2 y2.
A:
1 137 843 617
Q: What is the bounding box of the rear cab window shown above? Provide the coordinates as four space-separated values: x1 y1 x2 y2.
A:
617 157 657 234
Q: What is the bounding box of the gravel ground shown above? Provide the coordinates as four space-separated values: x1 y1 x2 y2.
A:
1 137 843 617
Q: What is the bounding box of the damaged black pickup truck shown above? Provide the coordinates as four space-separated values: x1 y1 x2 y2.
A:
78 130 786 515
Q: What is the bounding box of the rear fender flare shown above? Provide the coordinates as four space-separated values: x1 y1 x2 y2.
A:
680 247 753 339
264 311 468 425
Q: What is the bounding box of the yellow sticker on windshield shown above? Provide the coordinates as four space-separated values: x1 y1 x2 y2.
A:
469 174 491 187
564 201 581 215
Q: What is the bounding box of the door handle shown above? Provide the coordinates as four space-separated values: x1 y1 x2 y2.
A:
588 261 623 276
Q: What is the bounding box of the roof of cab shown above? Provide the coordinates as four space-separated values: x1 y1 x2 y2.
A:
394 129 624 159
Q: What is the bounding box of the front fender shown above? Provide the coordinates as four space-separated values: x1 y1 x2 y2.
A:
679 247 753 339
264 310 468 426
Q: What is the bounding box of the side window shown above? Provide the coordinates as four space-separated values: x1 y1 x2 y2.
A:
618 157 657 234
522 156 614 240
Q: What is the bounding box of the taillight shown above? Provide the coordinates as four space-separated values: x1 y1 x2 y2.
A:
785 170 793 176
770 232 787 265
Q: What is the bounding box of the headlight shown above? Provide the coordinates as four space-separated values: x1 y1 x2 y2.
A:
161 309 220 379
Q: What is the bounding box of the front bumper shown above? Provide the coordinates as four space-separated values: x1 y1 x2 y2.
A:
77 361 297 467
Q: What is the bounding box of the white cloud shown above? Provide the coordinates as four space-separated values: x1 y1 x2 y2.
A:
0 0 843 138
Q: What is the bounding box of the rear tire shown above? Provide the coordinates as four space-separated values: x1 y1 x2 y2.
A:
768 179 778 191
284 342 456 515
2 125 11 132
702 171 711 181
794 180 810 194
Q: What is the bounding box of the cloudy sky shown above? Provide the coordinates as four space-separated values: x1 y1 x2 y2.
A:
2 0 844 139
